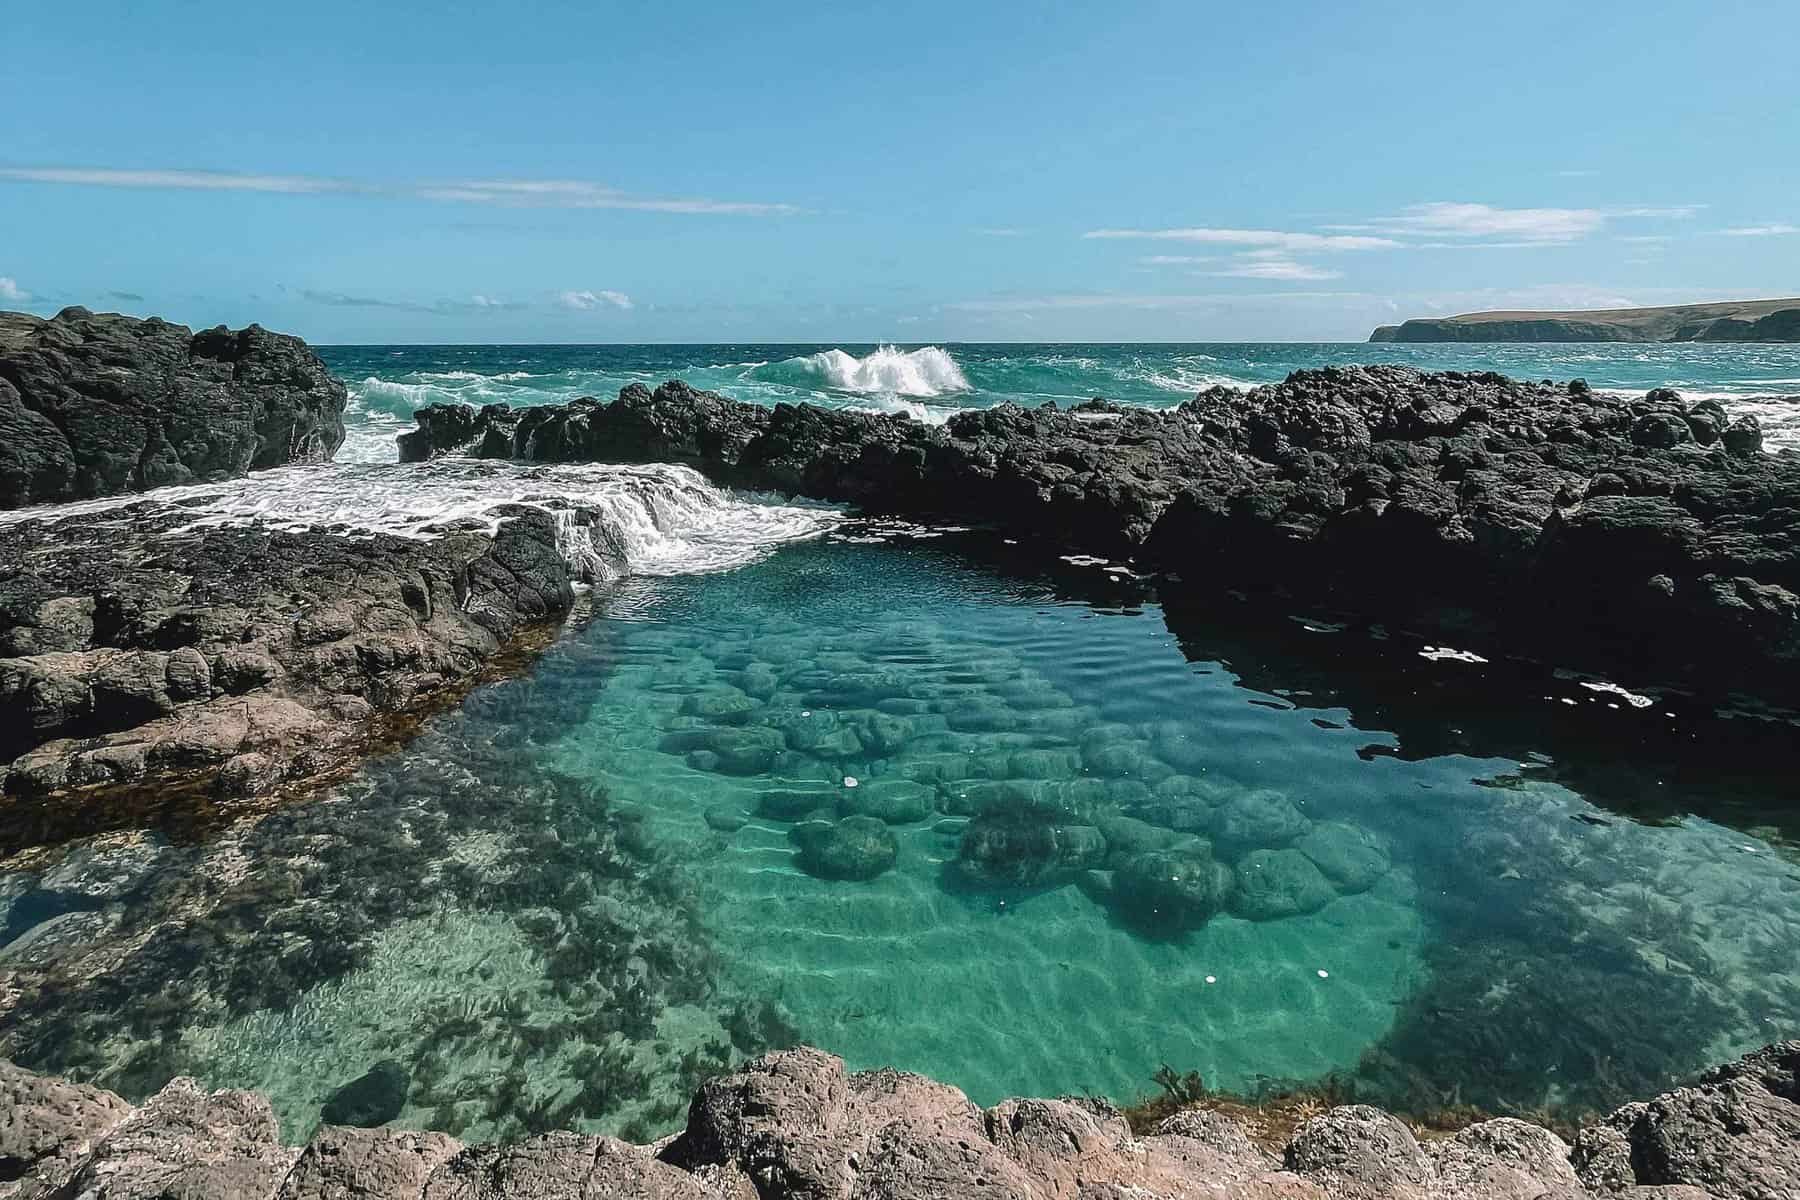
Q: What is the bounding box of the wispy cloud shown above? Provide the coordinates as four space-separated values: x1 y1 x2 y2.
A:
1209 259 1341 281
949 291 1356 313
1085 227 1398 251
1556 169 1599 178
299 289 526 314
1330 201 1701 244
1139 255 1218 265
973 227 1028 237
0 166 803 217
1720 223 1798 237
557 288 633 311
0 276 28 302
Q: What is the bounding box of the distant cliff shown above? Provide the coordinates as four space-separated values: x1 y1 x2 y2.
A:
1370 297 1800 343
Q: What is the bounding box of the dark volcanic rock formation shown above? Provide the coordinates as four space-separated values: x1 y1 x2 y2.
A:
403 369 1800 701
0 307 346 509
0 506 572 834
4 1041 1797 1198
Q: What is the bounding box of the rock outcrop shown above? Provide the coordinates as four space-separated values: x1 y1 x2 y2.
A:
4 1041 1796 1199
0 505 572 834
0 307 347 509
1368 297 1800 342
401 370 1800 701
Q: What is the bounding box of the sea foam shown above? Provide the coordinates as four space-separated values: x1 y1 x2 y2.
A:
765 346 971 397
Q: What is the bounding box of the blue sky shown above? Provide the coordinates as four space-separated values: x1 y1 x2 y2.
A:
4 0 1796 343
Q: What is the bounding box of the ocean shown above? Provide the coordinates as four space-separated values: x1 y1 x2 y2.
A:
322 341 1800 463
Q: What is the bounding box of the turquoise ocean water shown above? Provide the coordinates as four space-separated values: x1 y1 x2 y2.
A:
2 342 1797 1143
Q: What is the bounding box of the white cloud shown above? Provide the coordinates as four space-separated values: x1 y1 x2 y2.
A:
1139 255 1217 265
1344 202 1606 243
1209 259 1342 281
949 290 1357 313
973 227 1027 237
0 166 801 217
0 276 27 302
558 288 633 311
1085 227 1398 251
1720 224 1798 237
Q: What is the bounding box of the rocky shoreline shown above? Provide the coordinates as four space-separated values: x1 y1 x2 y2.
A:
401 370 1800 704
4 1041 1797 1199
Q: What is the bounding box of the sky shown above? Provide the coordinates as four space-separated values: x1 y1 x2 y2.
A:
3 0 1797 344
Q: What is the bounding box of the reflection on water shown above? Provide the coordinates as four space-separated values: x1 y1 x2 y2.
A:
2 529 1797 1140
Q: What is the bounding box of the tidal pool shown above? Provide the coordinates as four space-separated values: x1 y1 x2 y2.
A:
3 526 1798 1143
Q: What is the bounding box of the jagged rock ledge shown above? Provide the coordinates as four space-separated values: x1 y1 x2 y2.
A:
4 1041 1796 1199
401 370 1800 703
0 507 574 837
0 307 347 509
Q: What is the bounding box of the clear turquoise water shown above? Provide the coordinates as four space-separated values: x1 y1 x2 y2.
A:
6 524 1796 1144
4 342 1800 1144
318 341 1800 462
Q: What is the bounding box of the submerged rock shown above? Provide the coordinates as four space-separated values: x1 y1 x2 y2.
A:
837 777 934 825
320 1059 409 1128
954 803 1107 888
790 816 898 881
1295 822 1392 894
1110 845 1235 934
1228 848 1337 921
1211 789 1311 855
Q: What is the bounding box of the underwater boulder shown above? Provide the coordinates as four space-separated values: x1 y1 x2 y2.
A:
853 712 915 757
1081 738 1162 780
790 816 898 882
1296 822 1391 893
737 662 780 701
1008 747 1084 779
838 778 934 825
702 727 787 775
1149 721 1214 772
1097 814 1188 865
1211 788 1310 855
1111 846 1235 934
703 804 749 833
678 688 763 725
944 699 1019 733
756 787 840 821
1229 849 1336 921
320 1059 409 1128
955 803 1107 888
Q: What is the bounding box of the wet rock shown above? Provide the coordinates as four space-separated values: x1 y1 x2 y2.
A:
1111 844 1236 934
699 727 787 775
1296 822 1391 893
320 1059 410 1128
790 816 898 881
837 778 934 825
757 787 839 821
704 804 750 833
0 308 346 509
954 803 1107 887
1229 848 1337 921
1212 788 1311 854
678 688 763 725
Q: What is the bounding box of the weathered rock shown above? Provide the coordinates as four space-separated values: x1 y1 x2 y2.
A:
7 1044 1800 1199
954 802 1107 887
0 509 574 836
1295 823 1391 894
1572 1040 1800 1199
0 307 346 508
406 368 1800 701
1111 845 1236 934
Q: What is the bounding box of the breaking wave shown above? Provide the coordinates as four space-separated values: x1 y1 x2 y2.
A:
0 462 841 584
757 346 971 397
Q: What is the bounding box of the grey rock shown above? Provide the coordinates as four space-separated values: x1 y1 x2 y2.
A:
277 1126 461 1200
1284 1105 1432 1197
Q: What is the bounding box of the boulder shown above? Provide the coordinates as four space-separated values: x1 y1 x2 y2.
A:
954 803 1107 887
1295 822 1391 893
1229 848 1337 921
0 307 346 508
1111 845 1235 934
790 816 898 882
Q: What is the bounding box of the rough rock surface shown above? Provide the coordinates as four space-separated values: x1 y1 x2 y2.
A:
0 506 572 832
403 369 1800 700
0 307 346 508
5 1042 1796 1199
